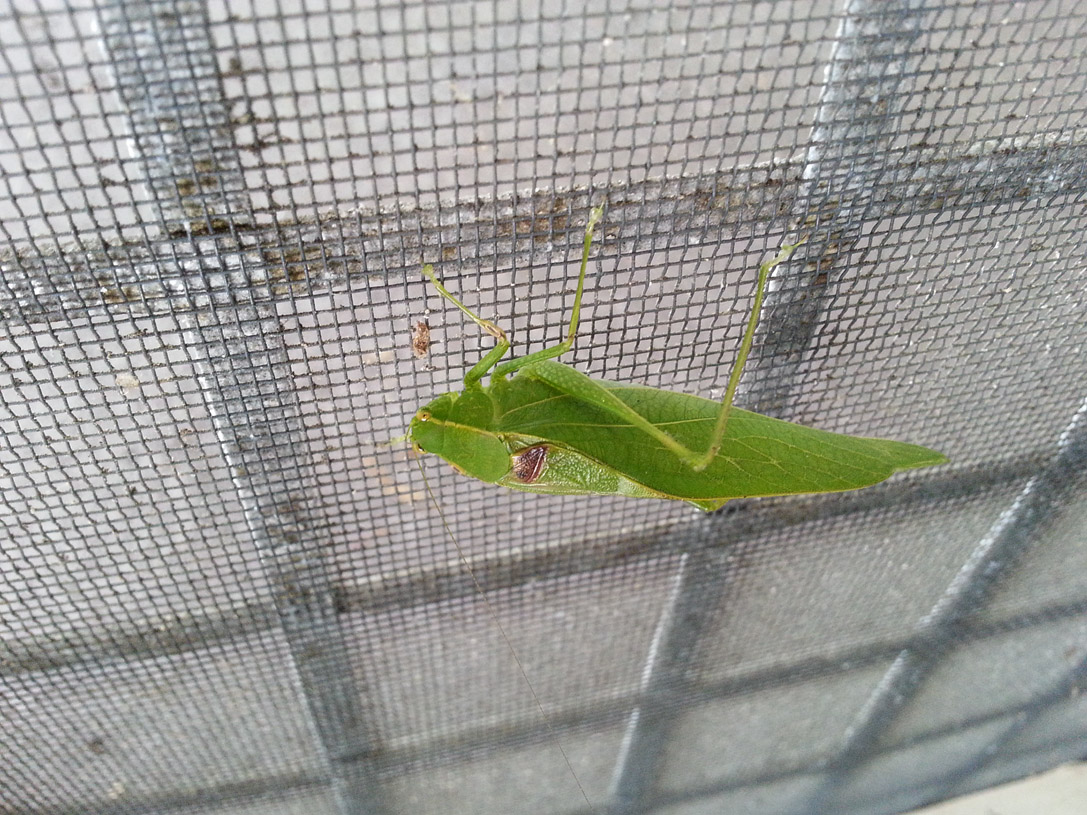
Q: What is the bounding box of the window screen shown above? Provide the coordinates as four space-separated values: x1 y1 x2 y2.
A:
2 1 1086 814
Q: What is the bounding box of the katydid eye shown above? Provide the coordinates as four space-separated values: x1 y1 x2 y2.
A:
511 444 548 483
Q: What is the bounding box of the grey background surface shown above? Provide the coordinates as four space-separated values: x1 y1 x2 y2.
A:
2 1 1086 814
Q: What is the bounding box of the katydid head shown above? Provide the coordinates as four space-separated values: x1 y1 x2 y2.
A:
409 390 512 482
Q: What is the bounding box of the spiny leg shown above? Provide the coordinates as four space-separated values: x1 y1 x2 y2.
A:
688 237 807 471
493 205 605 378
421 264 511 387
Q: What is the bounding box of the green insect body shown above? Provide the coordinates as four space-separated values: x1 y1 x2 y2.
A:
410 207 946 511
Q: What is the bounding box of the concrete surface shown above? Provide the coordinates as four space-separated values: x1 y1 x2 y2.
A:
909 762 1087 814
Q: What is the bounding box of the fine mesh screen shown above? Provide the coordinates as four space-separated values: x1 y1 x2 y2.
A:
2 1 1086 814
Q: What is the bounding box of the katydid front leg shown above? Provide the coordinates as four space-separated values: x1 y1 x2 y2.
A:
421 264 510 387
421 207 606 386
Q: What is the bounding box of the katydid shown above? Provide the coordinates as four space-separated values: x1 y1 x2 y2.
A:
410 207 946 510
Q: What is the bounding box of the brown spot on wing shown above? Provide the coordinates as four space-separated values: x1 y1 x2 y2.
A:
511 445 548 483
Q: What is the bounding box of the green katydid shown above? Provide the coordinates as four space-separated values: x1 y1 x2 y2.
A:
410 206 946 510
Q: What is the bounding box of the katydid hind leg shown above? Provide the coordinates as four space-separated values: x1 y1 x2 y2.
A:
521 238 806 472
521 360 710 465
689 237 806 471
